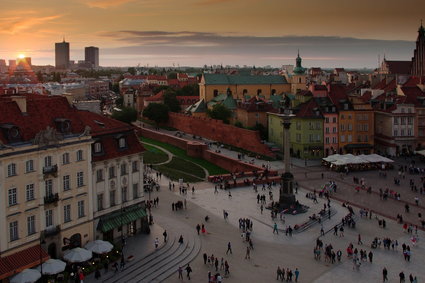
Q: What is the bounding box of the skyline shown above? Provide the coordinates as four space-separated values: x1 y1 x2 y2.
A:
1 0 424 68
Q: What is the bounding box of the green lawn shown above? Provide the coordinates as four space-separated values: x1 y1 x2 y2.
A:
154 157 204 183
143 144 169 164
141 137 228 175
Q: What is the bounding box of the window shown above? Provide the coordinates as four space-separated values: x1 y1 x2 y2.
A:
357 135 362 142
296 133 301 142
45 179 53 196
401 117 406 125
9 221 18 241
121 163 127 175
401 129 405 136
77 172 84 187
97 194 104 211
408 117 413 125
332 127 337 133
325 137 330 144
118 138 126 149
296 122 301 130
309 122 314 130
78 201 85 218
25 160 34 173
7 163 16 177
332 137 338 144
96 169 104 182
348 124 352 131
122 187 128 203
45 210 53 228
348 115 352 120
408 128 413 136
315 122 320 130
76 150 83 161
26 184 35 201
133 183 138 199
27 216 36 235
364 135 369 142
44 156 52 167
8 188 17 206
347 135 352 142
325 127 329 134
132 161 138 173
332 117 337 123
340 124 345 131
394 130 398 136
62 153 70 164
325 117 329 123
341 115 345 120
309 134 314 142
109 167 116 179
94 142 102 153
340 135 345 142
110 190 116 207
363 124 369 131
64 204 71 223
394 117 399 125
63 175 70 191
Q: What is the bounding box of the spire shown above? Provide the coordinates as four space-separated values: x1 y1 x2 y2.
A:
63 35 65 43
419 20 425 35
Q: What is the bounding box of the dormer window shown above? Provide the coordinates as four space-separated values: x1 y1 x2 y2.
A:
0 124 21 143
94 142 102 153
118 137 126 149
54 118 71 134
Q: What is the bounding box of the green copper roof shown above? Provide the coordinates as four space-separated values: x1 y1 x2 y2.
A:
293 51 306 75
97 206 147 233
186 99 207 113
203 74 287 85
208 93 237 110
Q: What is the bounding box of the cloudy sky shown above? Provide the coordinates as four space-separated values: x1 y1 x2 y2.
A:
1 0 424 68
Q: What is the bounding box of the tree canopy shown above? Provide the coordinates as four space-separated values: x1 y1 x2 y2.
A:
111 107 138 124
207 104 232 124
143 103 169 125
163 91 181 113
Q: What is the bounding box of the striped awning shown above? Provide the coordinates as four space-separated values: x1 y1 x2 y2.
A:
97 206 147 233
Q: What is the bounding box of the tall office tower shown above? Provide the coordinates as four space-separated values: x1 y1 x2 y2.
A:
55 39 70 69
85 46 99 69
8 60 16 71
0 59 6 73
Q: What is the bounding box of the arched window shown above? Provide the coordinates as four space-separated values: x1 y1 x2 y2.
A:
257 89 262 95
213 89 218 97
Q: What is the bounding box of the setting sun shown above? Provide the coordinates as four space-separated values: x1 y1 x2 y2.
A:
18 54 25 59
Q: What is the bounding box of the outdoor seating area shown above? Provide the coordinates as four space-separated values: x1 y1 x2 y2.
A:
322 153 394 171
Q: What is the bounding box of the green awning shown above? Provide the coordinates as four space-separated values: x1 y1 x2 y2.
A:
97 206 147 233
344 143 373 149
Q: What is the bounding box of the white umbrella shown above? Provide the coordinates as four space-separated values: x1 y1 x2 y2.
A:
10 269 41 283
36 259 66 275
85 240 113 254
63 248 92 263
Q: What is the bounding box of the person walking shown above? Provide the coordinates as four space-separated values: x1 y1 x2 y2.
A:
226 242 232 255
203 253 207 265
400 271 406 283
358 234 363 245
185 264 192 280
294 268 300 282
163 230 167 242
154 237 159 249
177 266 183 280
245 246 251 259
383 267 388 282
273 222 279 234
196 224 201 235
277 266 283 281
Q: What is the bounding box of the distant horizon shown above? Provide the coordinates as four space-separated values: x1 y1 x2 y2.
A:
1 0 423 69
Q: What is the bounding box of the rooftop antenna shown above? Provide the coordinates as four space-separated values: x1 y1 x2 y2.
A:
63 35 65 42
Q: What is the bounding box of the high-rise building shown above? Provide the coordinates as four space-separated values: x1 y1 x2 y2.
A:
85 46 99 69
55 39 70 69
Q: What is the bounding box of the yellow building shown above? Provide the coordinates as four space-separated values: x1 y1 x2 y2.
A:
199 73 290 102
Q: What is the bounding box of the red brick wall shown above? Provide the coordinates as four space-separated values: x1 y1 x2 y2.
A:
139 128 267 173
167 113 274 157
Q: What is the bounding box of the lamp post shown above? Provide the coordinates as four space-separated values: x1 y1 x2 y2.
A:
39 234 46 282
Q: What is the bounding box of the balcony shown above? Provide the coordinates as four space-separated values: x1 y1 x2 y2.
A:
43 225 61 237
44 193 59 205
43 165 58 178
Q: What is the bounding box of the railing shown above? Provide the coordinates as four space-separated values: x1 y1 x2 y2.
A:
43 165 58 176
44 193 59 205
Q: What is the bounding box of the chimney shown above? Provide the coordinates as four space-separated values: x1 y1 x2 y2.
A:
11 96 27 113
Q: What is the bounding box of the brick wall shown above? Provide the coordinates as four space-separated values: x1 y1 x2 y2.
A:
167 113 274 157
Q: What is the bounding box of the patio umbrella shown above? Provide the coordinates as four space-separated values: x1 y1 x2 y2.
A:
85 240 113 254
36 259 66 275
10 269 41 283
63 248 92 263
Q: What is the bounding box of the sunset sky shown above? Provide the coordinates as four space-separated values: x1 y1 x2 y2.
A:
1 0 424 68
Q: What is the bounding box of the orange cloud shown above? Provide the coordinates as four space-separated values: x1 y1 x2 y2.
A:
197 0 237 4
0 14 62 34
84 0 137 8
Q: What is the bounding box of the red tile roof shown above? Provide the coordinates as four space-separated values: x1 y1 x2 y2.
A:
0 245 49 280
144 91 164 102
296 99 322 119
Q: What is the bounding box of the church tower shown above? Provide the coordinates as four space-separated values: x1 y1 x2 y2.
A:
291 51 307 94
412 22 425 76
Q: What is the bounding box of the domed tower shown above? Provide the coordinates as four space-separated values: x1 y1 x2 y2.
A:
291 51 307 93
412 22 425 76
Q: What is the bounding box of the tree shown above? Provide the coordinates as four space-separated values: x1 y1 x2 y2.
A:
163 91 181 113
143 103 169 125
207 104 232 124
111 107 137 124
249 123 268 140
115 96 123 107
127 67 136 75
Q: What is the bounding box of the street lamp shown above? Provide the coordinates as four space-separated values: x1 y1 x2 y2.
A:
39 234 46 282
